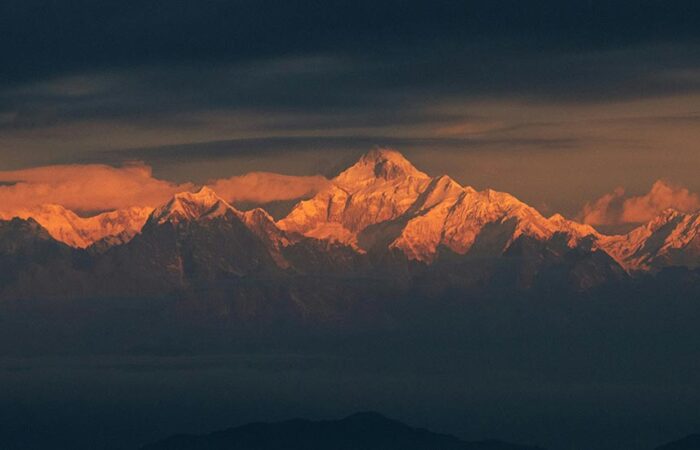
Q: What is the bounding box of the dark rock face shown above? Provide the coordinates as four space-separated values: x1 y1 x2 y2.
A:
0 218 87 299
0 211 682 326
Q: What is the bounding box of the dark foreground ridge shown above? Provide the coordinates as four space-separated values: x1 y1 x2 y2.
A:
140 412 545 450
656 433 700 450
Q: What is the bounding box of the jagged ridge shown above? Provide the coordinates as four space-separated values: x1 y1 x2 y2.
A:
2 149 700 278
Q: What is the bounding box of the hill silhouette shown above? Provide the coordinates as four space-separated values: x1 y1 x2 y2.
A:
141 411 545 450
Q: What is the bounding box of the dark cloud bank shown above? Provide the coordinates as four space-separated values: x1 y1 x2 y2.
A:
2 0 700 131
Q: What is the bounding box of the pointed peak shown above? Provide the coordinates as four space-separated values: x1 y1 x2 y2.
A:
29 203 76 216
548 213 600 237
173 185 220 202
648 208 684 228
479 188 521 206
660 207 683 218
360 148 410 164
404 175 465 214
149 186 237 225
334 148 428 188
549 213 567 223
242 207 276 224
423 174 464 198
0 216 53 239
431 174 462 190
37 203 68 211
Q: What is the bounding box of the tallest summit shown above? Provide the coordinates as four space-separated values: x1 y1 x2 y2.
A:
333 149 429 190
278 149 432 239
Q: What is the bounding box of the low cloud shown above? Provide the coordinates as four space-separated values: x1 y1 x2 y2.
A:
579 187 627 226
0 163 193 213
0 163 329 216
581 180 700 226
207 172 330 205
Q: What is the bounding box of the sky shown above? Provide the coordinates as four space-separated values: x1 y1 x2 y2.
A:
1 0 700 226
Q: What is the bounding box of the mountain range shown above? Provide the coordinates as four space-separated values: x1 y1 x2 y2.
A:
2 149 700 305
0 204 152 249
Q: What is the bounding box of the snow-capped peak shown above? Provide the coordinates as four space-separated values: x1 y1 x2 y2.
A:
548 213 599 237
598 208 700 272
278 150 433 244
279 150 567 257
396 175 468 219
387 184 557 262
0 204 153 248
646 208 683 231
148 186 238 225
333 149 429 191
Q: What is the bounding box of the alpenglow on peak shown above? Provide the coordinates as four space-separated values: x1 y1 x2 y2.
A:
333 149 429 189
148 186 235 225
